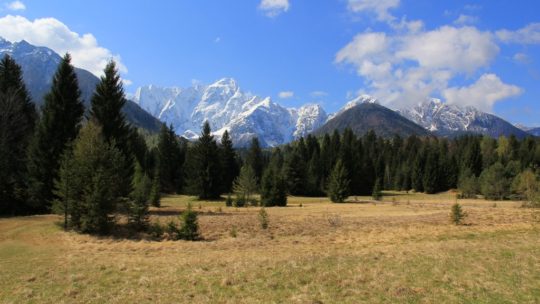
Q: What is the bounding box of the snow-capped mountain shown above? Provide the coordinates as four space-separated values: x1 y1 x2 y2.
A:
0 37 163 132
133 79 328 146
398 98 529 138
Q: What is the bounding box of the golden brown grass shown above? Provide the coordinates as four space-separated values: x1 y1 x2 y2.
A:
1 192 539 303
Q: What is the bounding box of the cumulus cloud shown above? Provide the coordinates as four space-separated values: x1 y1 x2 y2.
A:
259 0 290 17
347 0 400 22
5 0 25 11
335 25 504 108
0 15 127 76
278 91 294 99
443 74 522 111
496 23 540 44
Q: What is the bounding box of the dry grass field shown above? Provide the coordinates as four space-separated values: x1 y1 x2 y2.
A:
1 192 539 303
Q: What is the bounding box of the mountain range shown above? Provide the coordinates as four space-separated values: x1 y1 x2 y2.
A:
133 80 328 147
1 37 536 146
0 37 163 133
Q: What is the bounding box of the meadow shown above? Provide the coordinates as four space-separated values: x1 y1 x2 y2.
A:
1 192 539 303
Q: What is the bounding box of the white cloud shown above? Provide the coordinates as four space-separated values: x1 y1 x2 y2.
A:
0 15 127 76
443 74 522 112
214 37 221 43
397 26 499 74
496 23 540 44
5 0 25 11
278 91 294 99
454 14 478 25
259 0 289 17
335 26 509 109
310 91 328 98
347 0 400 22
513 53 531 64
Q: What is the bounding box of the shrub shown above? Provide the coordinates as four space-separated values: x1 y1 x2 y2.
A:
258 208 269 229
179 203 200 241
225 194 233 207
450 203 467 225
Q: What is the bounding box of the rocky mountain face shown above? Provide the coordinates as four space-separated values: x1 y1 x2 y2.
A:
398 98 530 138
0 37 162 133
133 79 328 147
314 97 431 138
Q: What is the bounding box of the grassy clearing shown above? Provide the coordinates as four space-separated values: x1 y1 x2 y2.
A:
1 192 539 303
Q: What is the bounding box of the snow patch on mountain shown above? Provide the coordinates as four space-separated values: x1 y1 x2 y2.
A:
133 79 328 147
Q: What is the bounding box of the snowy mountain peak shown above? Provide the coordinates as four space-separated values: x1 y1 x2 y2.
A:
133 79 329 147
399 99 528 138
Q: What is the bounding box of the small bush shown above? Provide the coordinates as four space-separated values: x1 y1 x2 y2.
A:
225 194 233 207
230 226 237 238
326 213 342 227
259 208 269 229
450 203 467 225
148 222 164 239
234 197 246 207
179 203 200 241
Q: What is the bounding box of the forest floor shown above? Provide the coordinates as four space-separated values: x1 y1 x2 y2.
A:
1 192 539 303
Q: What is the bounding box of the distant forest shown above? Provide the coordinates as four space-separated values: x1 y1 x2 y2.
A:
1 53 539 236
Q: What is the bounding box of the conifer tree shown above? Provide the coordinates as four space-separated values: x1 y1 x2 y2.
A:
423 148 440 194
246 137 264 183
260 164 287 207
233 164 258 206
0 56 36 214
220 130 239 193
372 178 382 201
187 121 222 200
157 124 184 193
55 121 126 234
129 162 151 230
327 160 349 203
284 147 307 195
27 53 84 212
89 60 133 197
149 168 161 207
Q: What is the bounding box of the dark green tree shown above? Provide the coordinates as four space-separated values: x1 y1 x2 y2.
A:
27 53 84 212
0 55 36 214
220 130 239 193
479 162 510 200
186 121 222 199
260 164 287 207
246 137 264 183
55 121 126 234
327 160 350 203
89 60 133 197
157 124 184 193
129 162 151 231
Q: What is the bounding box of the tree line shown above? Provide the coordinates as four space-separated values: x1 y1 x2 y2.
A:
2 53 539 235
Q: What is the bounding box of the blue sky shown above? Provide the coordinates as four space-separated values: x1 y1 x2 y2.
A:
0 0 539 125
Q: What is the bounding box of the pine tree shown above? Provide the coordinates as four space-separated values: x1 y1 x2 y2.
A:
149 168 161 207
89 60 133 197
233 165 258 206
55 121 126 234
450 203 467 225
260 165 287 207
129 162 151 230
220 130 239 193
284 147 307 195
179 203 200 240
246 137 264 183
27 53 84 212
186 121 222 200
0 55 36 214
423 147 440 194
157 124 184 193
372 178 382 201
327 160 350 203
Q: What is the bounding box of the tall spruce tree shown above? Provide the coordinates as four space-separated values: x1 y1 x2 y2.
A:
327 160 350 203
246 137 264 183
157 124 184 193
55 121 126 234
260 162 287 207
220 130 239 193
0 56 36 214
187 121 222 200
27 53 84 212
89 60 133 197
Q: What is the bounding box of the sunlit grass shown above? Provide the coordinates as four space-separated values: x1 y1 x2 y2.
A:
1 192 538 303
